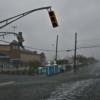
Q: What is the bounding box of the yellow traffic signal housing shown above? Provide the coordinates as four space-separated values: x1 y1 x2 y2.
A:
48 10 59 28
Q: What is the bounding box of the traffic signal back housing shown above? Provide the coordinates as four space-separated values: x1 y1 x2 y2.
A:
17 32 24 49
48 10 59 28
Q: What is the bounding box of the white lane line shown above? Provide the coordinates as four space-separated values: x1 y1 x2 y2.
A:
0 81 15 87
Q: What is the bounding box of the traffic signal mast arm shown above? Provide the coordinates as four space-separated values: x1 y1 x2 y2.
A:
0 6 51 29
0 32 18 37
0 31 24 49
0 32 24 42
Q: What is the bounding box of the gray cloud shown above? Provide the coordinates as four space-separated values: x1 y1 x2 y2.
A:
0 0 100 60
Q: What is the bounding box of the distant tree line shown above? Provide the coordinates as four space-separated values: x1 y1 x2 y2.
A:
56 54 98 65
74 54 98 65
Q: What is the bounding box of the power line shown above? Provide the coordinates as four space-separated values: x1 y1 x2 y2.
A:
0 39 56 52
0 39 100 52
78 45 100 50
66 45 100 51
25 46 56 52
0 40 10 43
0 39 66 52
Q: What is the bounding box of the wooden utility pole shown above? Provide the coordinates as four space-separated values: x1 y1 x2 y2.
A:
55 35 58 63
74 32 77 72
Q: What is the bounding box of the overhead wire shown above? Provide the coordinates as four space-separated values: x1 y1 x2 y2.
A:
0 39 100 52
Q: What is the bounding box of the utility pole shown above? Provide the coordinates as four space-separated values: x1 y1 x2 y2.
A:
55 34 58 64
73 32 77 72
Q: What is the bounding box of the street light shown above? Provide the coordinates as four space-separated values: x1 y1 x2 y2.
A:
66 50 73 52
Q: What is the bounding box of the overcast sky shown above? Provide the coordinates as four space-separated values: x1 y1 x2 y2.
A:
0 0 100 60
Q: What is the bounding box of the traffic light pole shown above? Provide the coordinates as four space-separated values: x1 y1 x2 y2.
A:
0 6 51 29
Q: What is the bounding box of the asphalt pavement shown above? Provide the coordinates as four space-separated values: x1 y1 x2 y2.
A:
0 62 100 100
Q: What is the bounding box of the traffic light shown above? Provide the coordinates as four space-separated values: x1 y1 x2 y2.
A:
17 32 24 49
48 10 59 28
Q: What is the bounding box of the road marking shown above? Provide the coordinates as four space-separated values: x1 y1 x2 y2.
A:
0 81 15 87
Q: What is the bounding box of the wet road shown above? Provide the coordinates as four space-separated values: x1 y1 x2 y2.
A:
48 79 100 100
0 62 100 100
48 63 100 100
